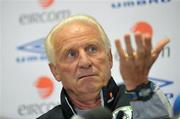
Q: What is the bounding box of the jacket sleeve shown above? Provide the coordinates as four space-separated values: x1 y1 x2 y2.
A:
130 86 173 119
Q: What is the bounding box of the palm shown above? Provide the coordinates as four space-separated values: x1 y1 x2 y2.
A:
115 32 170 90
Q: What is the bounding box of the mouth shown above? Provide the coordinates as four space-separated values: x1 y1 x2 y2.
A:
78 74 96 80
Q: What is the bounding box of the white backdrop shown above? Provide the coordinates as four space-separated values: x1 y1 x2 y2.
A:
0 0 2 118
0 0 180 119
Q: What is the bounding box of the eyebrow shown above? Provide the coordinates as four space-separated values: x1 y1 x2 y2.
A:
56 38 103 53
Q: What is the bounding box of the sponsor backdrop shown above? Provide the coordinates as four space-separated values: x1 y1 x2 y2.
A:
0 0 2 118
0 0 180 119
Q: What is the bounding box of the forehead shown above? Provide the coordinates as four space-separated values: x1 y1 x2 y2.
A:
52 21 103 47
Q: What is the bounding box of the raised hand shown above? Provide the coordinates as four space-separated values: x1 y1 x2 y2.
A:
115 32 170 90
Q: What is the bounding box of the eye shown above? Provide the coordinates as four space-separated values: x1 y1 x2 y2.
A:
86 45 97 53
66 50 78 58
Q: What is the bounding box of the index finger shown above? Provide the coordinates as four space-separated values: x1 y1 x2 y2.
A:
115 39 126 60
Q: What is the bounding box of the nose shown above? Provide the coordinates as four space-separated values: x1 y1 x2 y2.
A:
78 50 92 69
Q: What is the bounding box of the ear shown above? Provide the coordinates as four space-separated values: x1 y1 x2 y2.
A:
49 63 61 82
108 50 113 68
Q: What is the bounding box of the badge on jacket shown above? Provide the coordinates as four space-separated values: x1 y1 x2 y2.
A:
113 106 132 119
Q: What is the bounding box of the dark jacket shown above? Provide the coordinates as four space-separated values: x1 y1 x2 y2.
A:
37 78 131 119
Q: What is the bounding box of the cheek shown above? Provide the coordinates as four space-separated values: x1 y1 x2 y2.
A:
57 62 77 78
57 63 77 90
96 53 111 69
94 54 112 77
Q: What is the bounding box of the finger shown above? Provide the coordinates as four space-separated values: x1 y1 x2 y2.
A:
115 39 126 60
124 34 134 59
152 38 170 60
144 33 152 56
135 32 145 57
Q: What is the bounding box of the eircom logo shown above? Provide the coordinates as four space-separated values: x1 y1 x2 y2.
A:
16 38 47 63
38 0 54 8
35 76 54 99
131 21 170 58
131 21 153 37
18 76 56 116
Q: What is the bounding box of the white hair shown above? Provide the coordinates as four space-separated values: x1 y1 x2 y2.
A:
45 14 111 64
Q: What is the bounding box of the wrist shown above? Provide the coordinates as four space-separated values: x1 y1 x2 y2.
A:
125 80 149 91
125 81 156 101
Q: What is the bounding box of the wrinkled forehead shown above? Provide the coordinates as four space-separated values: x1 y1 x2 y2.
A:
60 21 99 34
51 21 102 46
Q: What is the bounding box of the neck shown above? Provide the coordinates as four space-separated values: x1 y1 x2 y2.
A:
68 91 101 109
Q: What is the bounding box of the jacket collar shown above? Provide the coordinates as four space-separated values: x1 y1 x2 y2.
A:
60 77 119 119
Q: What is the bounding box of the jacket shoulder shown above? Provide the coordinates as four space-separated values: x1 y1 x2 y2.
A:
37 105 64 119
115 84 131 107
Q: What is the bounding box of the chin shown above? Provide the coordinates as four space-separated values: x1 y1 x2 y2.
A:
79 85 102 94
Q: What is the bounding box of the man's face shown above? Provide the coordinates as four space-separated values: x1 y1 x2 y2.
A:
51 21 112 98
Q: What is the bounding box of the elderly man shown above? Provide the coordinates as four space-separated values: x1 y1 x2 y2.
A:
37 14 172 119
